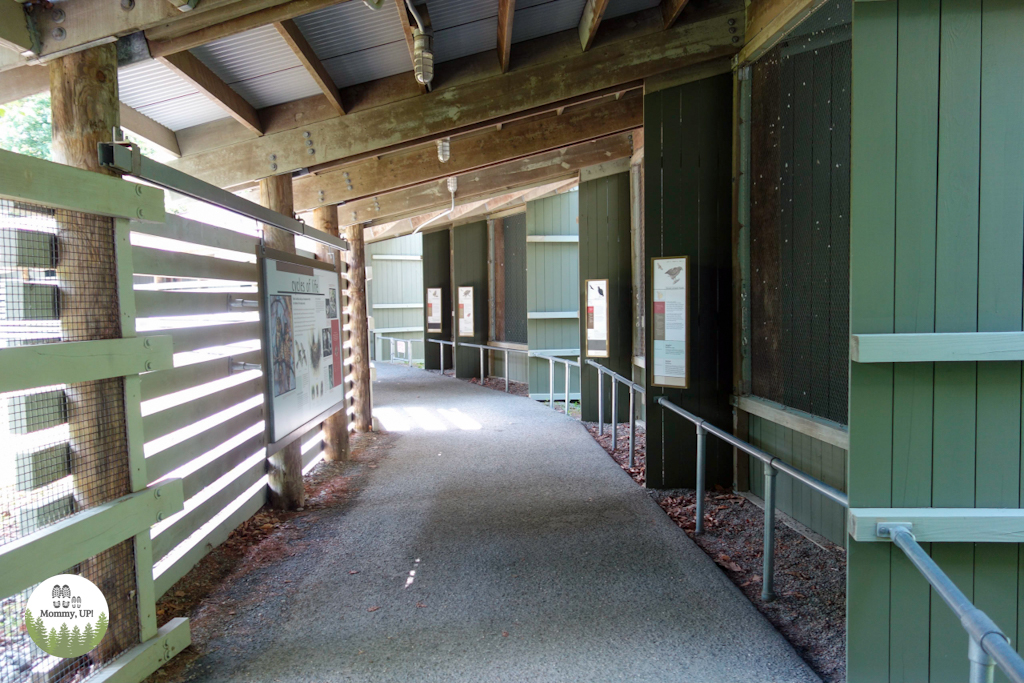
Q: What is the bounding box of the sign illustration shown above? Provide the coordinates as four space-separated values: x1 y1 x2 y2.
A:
651 256 689 388
25 574 109 658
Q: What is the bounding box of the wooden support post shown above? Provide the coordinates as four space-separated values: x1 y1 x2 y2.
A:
345 222 372 432
260 174 305 509
312 205 350 461
49 43 137 664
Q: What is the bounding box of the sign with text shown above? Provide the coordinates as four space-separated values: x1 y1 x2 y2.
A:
260 248 345 443
651 256 689 388
458 286 474 337
426 287 442 333
585 279 609 358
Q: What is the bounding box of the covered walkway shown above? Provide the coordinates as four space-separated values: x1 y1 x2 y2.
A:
181 364 818 683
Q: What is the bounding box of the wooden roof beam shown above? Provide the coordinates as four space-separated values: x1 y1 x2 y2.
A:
578 0 611 51
120 102 182 157
496 0 515 72
660 0 692 30
157 51 263 134
0 2 36 56
274 19 345 116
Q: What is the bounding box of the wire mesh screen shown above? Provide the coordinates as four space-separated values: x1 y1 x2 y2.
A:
0 198 137 682
502 213 528 344
748 0 851 426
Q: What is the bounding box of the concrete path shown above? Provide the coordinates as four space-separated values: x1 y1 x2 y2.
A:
183 364 819 683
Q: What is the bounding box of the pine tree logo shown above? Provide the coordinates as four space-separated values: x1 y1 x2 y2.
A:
25 574 109 658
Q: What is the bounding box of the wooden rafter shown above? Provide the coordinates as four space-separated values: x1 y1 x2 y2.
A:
496 0 515 72
274 19 345 116
661 0 691 29
338 132 631 226
0 1 36 56
157 52 263 135
578 0 611 51
394 0 428 94
120 103 182 157
0 64 48 106
168 1 740 188
269 92 641 212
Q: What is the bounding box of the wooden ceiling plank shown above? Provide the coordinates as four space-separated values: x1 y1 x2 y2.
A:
157 51 263 134
496 0 515 72
661 0 692 29
168 1 740 188
274 19 345 116
578 0 611 51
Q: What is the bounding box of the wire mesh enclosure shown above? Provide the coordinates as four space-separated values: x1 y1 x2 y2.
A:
748 0 852 425
501 213 528 345
0 198 137 682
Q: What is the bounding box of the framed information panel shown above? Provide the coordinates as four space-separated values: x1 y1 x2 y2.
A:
651 256 689 388
585 278 610 358
426 287 442 333
259 246 346 445
457 286 474 337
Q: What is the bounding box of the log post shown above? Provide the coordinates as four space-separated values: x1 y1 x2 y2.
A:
49 43 136 664
312 205 350 461
260 174 306 509
345 222 372 432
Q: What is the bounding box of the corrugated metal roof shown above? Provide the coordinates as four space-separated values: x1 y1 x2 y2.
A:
426 0 499 31
119 59 230 132
512 0 587 43
434 17 497 63
230 68 326 108
603 0 660 21
322 41 412 88
294 1 407 60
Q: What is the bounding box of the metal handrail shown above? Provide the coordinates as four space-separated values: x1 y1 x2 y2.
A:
880 524 1024 683
373 333 421 367
585 359 645 467
456 341 529 392
533 352 581 417
425 338 455 376
657 396 848 601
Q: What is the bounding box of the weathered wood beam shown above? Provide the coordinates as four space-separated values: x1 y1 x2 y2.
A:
274 19 345 116
345 222 372 432
167 0 201 11
394 0 428 94
578 0 611 51
0 64 48 106
739 0 825 66
0 2 36 56
265 92 640 212
496 0 515 72
157 51 263 134
661 0 692 29
120 102 182 157
341 132 631 226
169 1 740 188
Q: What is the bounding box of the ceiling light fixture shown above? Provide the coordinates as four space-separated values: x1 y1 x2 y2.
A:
437 138 450 163
405 0 434 86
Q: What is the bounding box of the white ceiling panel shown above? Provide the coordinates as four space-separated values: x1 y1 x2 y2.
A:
134 93 230 131
512 0 587 43
426 0 500 30
434 17 498 63
294 1 407 60
322 41 413 88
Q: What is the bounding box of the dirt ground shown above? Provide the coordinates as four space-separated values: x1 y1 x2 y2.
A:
583 420 846 683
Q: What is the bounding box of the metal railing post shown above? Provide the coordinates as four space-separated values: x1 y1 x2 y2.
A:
408 341 413 366
611 381 618 451
597 369 604 435
504 350 509 392
695 423 706 535
628 385 636 468
549 358 555 408
439 342 445 375
762 466 777 602
389 338 395 363
479 347 485 383
564 361 570 414
970 636 997 683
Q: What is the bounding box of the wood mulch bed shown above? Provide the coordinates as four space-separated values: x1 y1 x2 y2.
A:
583 420 846 683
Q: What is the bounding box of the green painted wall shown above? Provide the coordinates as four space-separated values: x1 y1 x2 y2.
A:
366 234 423 362
422 229 451 371
847 1 1024 681
748 416 846 546
578 171 633 422
643 74 734 489
452 221 489 379
526 192 581 399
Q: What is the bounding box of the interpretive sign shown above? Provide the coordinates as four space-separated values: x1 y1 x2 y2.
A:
585 278 609 358
651 256 689 388
426 287 442 333
458 286 474 337
260 247 345 444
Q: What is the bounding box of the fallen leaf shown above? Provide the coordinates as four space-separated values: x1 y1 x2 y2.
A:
368 606 380 612
174 591 186 597
349 570 359 575
416 602 426 608
502 631 509 637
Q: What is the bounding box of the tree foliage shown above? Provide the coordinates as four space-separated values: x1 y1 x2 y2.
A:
0 94 52 160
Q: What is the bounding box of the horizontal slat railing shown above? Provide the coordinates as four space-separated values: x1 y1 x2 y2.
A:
136 291 256 318
181 431 265 501
132 246 257 282
130 214 259 255
167 321 261 354
146 403 265 484
143 376 264 442
141 350 262 401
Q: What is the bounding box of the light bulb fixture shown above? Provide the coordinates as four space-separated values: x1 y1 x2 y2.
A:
413 27 434 86
437 138 450 163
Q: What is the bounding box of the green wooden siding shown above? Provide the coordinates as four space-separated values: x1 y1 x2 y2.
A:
643 74 734 489
366 234 424 362
452 222 489 379
422 229 452 370
747 415 846 546
526 192 581 399
578 171 632 422
847 2 1024 681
